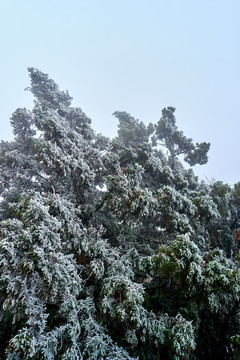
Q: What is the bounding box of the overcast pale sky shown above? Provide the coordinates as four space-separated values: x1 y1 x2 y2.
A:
1 0 239 184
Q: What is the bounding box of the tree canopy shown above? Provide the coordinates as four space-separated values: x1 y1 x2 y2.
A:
0 68 240 360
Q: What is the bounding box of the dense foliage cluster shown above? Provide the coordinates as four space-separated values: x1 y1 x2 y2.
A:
0 69 240 359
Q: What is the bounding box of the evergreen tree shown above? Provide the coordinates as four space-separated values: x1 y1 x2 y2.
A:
0 68 239 359
154 106 210 169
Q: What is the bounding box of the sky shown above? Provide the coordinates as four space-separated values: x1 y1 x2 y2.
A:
0 0 239 185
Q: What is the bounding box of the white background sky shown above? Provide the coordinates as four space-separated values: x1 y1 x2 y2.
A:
1 0 239 185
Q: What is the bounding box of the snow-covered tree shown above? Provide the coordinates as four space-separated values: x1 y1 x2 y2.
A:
154 107 210 169
0 68 240 359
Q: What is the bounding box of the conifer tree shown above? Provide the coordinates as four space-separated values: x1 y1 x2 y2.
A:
155 106 210 169
0 69 240 360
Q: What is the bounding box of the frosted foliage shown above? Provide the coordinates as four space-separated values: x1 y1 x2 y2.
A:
158 186 197 216
0 195 84 358
193 194 220 220
155 235 240 317
1 68 240 359
169 314 196 359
